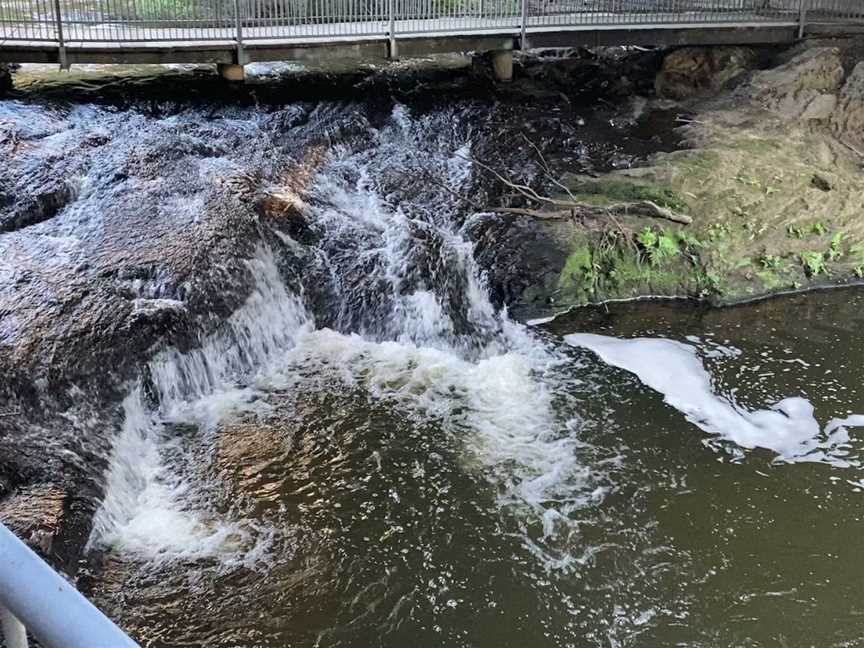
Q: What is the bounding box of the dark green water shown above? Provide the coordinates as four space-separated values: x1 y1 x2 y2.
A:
86 288 864 648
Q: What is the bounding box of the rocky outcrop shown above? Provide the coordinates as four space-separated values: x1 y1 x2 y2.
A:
486 40 864 318
746 47 846 121
0 96 315 572
655 47 759 100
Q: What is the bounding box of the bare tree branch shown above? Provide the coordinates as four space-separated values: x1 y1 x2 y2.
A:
457 148 693 225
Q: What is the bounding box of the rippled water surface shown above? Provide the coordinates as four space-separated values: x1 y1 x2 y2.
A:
84 288 864 648
2 65 863 648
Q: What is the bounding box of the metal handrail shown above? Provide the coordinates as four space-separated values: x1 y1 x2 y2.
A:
0 523 140 648
3 0 858 45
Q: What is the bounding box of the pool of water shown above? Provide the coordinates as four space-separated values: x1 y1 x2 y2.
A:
81 286 864 648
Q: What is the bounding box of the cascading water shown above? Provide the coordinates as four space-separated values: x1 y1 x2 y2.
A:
86 104 600 571
5 68 864 648
87 247 309 562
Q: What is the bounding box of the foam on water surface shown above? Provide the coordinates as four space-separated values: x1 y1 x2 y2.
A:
565 333 862 466
87 105 599 569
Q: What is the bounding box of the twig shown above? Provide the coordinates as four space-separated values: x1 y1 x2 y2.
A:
461 150 692 225
490 207 574 220
606 200 692 225
838 137 864 159
519 133 580 203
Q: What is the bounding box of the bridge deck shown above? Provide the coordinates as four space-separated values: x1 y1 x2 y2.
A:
0 2 861 66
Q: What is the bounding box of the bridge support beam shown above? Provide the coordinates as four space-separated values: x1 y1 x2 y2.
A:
217 63 245 82
491 50 513 82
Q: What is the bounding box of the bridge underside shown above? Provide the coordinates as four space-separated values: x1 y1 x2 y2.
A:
0 24 805 65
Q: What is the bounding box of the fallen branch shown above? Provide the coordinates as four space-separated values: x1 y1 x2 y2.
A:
606 200 692 225
490 207 576 220
491 200 691 224
838 137 864 160
461 151 692 225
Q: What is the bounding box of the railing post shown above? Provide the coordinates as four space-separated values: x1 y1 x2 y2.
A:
1 605 28 648
519 0 528 50
388 0 397 59
0 523 140 648
233 0 245 65
51 0 68 70
798 0 807 39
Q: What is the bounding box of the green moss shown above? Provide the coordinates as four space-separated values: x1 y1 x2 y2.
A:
828 232 845 261
565 179 688 211
558 244 597 303
556 226 713 305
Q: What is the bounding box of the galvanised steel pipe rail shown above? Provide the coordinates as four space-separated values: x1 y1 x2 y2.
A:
0 522 140 648
0 0 861 45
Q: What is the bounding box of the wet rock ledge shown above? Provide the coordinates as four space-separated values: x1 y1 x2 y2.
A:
481 39 864 319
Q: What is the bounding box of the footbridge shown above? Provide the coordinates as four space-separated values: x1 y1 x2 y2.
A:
0 0 862 79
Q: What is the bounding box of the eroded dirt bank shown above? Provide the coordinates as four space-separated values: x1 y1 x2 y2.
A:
486 39 864 318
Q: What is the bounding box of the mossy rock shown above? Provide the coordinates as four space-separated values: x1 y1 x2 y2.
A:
556 227 712 306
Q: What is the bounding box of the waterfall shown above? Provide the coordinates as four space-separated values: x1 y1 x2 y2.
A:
87 104 601 566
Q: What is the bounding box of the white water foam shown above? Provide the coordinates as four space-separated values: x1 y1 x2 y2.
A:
88 247 309 562
271 328 600 540
566 333 862 466
87 386 273 564
90 106 599 569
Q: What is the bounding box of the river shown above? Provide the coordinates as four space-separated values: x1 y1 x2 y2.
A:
1 61 863 648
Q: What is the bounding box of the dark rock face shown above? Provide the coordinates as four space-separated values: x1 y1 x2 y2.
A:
0 101 302 568
0 64 10 97
655 46 760 100
466 213 571 320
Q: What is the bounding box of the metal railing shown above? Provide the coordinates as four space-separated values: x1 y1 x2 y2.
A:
0 523 140 648
0 0 861 44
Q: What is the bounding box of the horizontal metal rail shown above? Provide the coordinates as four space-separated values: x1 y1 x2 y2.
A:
0 523 140 648
0 0 860 45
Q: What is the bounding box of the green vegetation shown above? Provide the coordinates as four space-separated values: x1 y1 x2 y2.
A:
828 232 845 261
758 253 783 271
800 251 827 277
544 100 864 308
637 227 682 267
557 226 713 305
812 221 829 236
708 222 731 242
